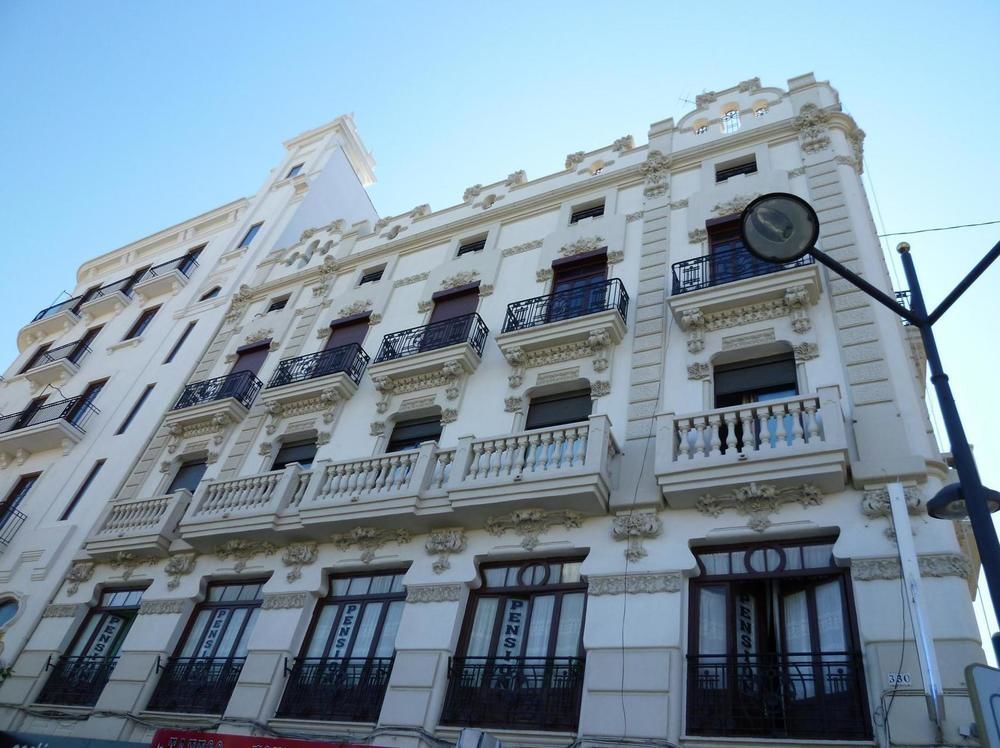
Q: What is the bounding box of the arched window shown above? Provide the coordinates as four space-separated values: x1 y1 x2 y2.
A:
199 286 221 301
721 108 741 134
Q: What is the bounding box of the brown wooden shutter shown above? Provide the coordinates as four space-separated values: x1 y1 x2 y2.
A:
325 315 370 350
230 342 270 377
429 285 480 323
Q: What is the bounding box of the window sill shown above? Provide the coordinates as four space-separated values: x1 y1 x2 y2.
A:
107 337 144 354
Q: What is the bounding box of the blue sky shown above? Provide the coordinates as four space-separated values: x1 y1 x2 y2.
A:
2 0 1000 644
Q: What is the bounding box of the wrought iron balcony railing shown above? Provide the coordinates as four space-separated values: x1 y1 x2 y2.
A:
687 652 869 740
31 296 83 323
142 254 200 281
36 655 119 707
276 657 393 722
147 656 245 714
0 506 27 546
440 656 585 732
173 371 262 411
89 274 141 301
0 397 99 436
374 313 488 364
26 340 92 371
672 246 814 295
895 290 913 325
502 278 629 333
268 343 370 389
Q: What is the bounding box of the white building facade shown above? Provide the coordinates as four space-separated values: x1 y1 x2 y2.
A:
0 75 984 748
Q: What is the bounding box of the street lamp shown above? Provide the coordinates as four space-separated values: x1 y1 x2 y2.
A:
740 192 1000 647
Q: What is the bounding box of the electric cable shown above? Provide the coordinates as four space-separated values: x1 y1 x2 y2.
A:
877 219 1000 238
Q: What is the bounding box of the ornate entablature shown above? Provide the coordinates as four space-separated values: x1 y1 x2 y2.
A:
486 508 583 550
695 482 823 532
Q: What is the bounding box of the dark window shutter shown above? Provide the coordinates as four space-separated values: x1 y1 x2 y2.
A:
714 355 798 398
271 439 318 470
167 461 208 494
326 317 369 350
386 416 442 452
525 389 593 430
230 343 270 377
428 287 479 324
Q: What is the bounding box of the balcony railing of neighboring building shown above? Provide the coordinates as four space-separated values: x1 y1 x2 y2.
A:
142 253 200 282
502 278 629 333
267 343 370 389
172 371 262 411
895 290 913 325
686 652 869 740
146 656 245 714
440 657 585 733
36 656 119 707
374 313 488 364
25 340 92 372
671 247 814 295
0 397 99 436
276 657 393 723
31 296 83 323
0 505 27 546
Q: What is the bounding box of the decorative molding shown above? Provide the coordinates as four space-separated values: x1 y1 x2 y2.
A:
216 539 277 572
793 342 820 362
688 228 708 244
225 284 254 323
164 553 197 590
42 603 81 618
409 204 431 219
262 592 311 610
641 149 671 184
399 396 436 413
139 599 186 615
722 329 776 351
852 554 970 581
739 77 762 93
687 362 710 380
560 236 605 258
337 299 372 318
486 508 583 550
784 285 812 334
501 239 543 257
504 396 524 413
370 421 385 436
794 103 832 153
426 529 467 573
679 308 705 353
536 268 553 282
417 299 433 313
670 199 689 210
537 366 580 386
406 583 464 603
612 135 635 152
861 486 923 519
607 250 624 265
109 551 152 581
440 408 458 424
463 184 483 202
712 194 759 217
788 166 807 178
479 284 494 297
332 527 411 563
611 512 663 562
64 562 94 595
625 211 644 223
393 272 430 288
696 91 718 107
440 271 479 290
282 542 318 582
505 170 527 187
644 184 668 199
588 572 682 596
244 328 273 345
590 380 610 398
696 482 823 532
565 151 586 170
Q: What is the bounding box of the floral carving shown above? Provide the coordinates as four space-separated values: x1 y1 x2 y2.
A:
244 328 273 345
394 272 430 288
589 573 681 596
110 551 151 581
793 342 819 361
560 236 605 257
861 486 923 519
440 271 479 290
565 151 586 170
216 539 277 572
688 228 708 244
426 529 467 573
504 396 524 413
463 184 483 202
505 170 526 187
407 584 464 603
680 308 706 353
852 554 970 581
42 603 80 618
590 380 610 398
612 135 635 152
370 421 385 436
500 239 543 257
641 150 671 184
696 483 823 532
262 592 310 609
410 203 430 219
165 553 197 590
486 508 583 550
440 408 458 424
64 562 94 595
333 527 411 563
337 299 372 318
225 284 255 323
687 362 710 380
611 512 663 562
670 199 689 209
738 77 761 93
625 211 644 223
794 103 832 153
536 268 553 282
282 542 318 582
139 599 186 615
712 194 759 217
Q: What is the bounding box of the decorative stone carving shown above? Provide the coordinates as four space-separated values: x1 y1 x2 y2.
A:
793 342 819 361
333 527 411 563
535 268 553 282
440 408 458 424
625 211 644 223
462 184 483 202
784 286 812 333
225 284 254 323
688 228 708 244
738 77 762 93
560 236 605 258
216 539 277 572
410 203 431 219
680 308 706 353
479 284 494 297
644 183 668 199
846 126 866 170
504 396 524 413
712 194 759 217
695 91 718 107
641 150 671 184
536 367 579 386
373 217 392 233
370 421 385 437
588 572 682 596
244 328 273 345
337 299 372 318
406 584 464 603
722 329 776 351
590 380 610 398
505 170 526 187
42 604 80 618
500 239 543 257
139 599 186 615
110 551 150 581
611 512 663 562
612 135 634 152
262 592 311 609
687 362 710 380
861 486 923 519
426 529 467 573
316 430 331 446
696 482 823 532
394 272 430 288
670 199 689 210
853 554 970 581
64 562 94 595
258 441 273 456
282 542 318 582
794 103 832 153
486 508 583 550
440 271 479 290
164 553 197 590
565 151 586 170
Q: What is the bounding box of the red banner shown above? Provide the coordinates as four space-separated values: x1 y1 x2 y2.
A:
151 729 377 748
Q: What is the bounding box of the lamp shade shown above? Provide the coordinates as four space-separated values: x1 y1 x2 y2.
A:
927 482 1000 520
740 192 819 263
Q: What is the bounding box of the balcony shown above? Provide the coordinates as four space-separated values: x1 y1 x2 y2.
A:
0 397 98 462
261 344 369 418
440 657 584 733
368 313 488 387
146 656 243 714
165 371 261 434
276 657 393 723
687 652 869 740
78 276 138 321
672 247 814 295
85 490 192 559
133 254 199 302
36 656 118 707
655 388 848 506
496 280 628 367
18 297 82 351
21 340 92 391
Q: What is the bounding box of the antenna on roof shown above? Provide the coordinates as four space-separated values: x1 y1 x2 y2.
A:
678 93 696 107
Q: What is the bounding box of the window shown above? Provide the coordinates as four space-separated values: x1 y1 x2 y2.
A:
569 200 605 224
687 539 869 740
12 396 48 430
177 247 203 276
271 438 318 471
238 222 263 248
147 581 265 714
229 342 270 377
277 571 405 721
286 163 304 178
754 105 768 118
0 599 17 628
714 354 798 409
386 416 442 453
267 296 289 313
428 286 479 324
525 389 593 430
59 459 106 520
695 123 709 135
721 108 741 134
199 286 221 301
457 237 487 257
19 343 52 374
163 321 197 364
441 558 586 731
716 156 757 182
707 217 773 286
325 315 369 351
166 459 208 494
1 474 39 517
116 384 155 434
359 267 384 285
67 379 107 427
36 587 145 707
123 306 160 340
548 251 609 320
420 286 480 352
70 326 103 364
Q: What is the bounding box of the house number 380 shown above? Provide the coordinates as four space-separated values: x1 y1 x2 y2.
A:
888 672 912 686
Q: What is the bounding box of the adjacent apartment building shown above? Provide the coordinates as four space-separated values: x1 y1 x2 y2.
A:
0 74 983 748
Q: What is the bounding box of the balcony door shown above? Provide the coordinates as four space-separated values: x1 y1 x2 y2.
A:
318 315 370 378
66 379 106 428
714 354 798 452
548 251 608 323
420 285 479 352
708 217 773 286
325 316 369 351
230 342 270 377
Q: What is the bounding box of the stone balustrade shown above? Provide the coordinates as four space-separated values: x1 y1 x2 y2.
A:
85 490 192 558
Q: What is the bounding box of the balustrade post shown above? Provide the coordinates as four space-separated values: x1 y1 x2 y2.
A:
816 385 844 445
410 441 439 493
585 414 612 476
655 412 677 467
299 458 331 505
446 435 476 489
269 464 304 513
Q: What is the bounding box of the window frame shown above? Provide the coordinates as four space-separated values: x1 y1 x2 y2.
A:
123 306 160 341
171 580 267 661
359 266 385 286
457 236 488 257
525 389 593 431
569 200 605 224
286 163 304 179
238 222 264 249
386 415 443 453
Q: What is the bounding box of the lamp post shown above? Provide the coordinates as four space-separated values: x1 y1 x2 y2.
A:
740 192 1000 656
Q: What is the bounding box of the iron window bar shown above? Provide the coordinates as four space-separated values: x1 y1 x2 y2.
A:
146 656 245 714
142 253 200 281
440 656 585 733
35 655 120 707
0 397 99 436
267 343 370 388
502 278 629 333
671 246 814 295
276 656 394 722
172 370 262 411
569 204 605 223
26 340 93 371
31 296 83 323
374 313 489 363
0 505 26 546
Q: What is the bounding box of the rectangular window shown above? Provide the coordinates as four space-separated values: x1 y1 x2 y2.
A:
238 222 263 248
67 379 107 427
166 460 208 494
59 460 107 520
230 342 270 377
525 389 593 430
716 156 757 183
267 296 289 313
708 217 773 286
721 108 742 134
163 321 196 364
19 343 52 374
386 416 442 453
123 306 160 340
428 286 479 324
714 354 798 408
2 474 40 515
569 200 605 224
286 163 304 178
271 438 318 471
457 237 487 257
116 384 155 435
325 316 369 351
359 267 385 285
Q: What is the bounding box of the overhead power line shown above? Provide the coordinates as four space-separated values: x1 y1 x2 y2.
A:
878 218 1000 238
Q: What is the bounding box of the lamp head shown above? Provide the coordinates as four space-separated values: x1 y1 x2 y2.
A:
926 482 1000 520
740 192 819 264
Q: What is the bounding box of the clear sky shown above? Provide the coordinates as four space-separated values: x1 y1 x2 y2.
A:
2 0 1000 649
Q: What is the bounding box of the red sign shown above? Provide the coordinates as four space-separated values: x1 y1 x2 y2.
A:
151 729 377 748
